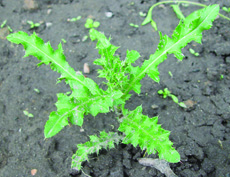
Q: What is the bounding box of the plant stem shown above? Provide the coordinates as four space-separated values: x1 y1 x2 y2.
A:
146 0 230 21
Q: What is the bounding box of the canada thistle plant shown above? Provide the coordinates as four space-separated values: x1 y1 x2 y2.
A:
7 5 219 171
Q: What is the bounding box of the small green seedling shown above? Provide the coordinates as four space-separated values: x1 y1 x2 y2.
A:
34 88 40 93
84 18 100 29
222 7 230 13
189 48 199 56
1 20 7 28
23 110 34 118
139 11 146 17
158 88 187 108
27 20 40 29
67 16 82 22
7 26 13 32
129 23 139 28
128 2 135 6
1 20 13 32
168 71 173 78
61 38 67 43
220 74 224 80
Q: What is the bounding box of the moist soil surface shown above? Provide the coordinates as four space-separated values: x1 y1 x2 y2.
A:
1 0 230 176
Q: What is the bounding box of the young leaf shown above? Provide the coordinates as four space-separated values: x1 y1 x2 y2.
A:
171 4 185 20
170 95 179 103
85 19 100 29
71 131 122 170
142 5 157 31
89 28 141 98
178 102 187 108
118 106 180 163
7 31 87 90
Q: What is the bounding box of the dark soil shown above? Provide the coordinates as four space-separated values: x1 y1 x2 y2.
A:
1 0 230 176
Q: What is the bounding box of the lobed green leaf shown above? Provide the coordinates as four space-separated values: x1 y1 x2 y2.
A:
123 5 219 96
118 106 180 163
71 131 122 170
7 31 89 91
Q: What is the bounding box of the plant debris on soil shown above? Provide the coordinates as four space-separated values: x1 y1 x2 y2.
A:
0 0 230 176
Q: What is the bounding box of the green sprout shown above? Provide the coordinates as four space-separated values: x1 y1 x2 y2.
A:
1 20 13 32
85 19 100 29
34 88 40 93
1 20 7 28
128 2 135 6
222 7 230 13
139 11 146 17
61 38 67 43
220 75 224 80
129 23 139 28
189 48 199 56
7 26 13 32
27 20 40 29
171 4 185 20
67 16 82 22
23 110 34 118
168 71 173 78
158 88 187 108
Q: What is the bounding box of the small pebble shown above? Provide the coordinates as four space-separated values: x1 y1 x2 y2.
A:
46 22 52 28
183 99 196 111
23 0 38 11
183 99 195 108
83 63 90 73
105 12 113 18
47 9 52 15
31 169 37 176
151 104 159 110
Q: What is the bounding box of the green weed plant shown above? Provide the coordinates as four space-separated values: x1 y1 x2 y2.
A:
7 5 219 171
158 88 187 108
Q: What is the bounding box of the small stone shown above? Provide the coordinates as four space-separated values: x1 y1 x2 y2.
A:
83 63 90 73
31 169 37 176
46 22 52 28
183 99 196 110
151 104 159 109
105 12 113 18
47 9 52 15
23 0 38 11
